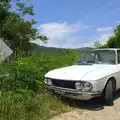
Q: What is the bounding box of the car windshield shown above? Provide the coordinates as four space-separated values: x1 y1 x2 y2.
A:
78 50 116 65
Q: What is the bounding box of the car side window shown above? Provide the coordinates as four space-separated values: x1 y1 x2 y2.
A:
117 50 120 64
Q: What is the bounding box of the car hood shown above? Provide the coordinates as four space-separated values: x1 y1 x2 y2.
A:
45 64 105 81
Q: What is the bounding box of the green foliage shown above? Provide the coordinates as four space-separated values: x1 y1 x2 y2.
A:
31 43 81 55
16 2 34 16
0 90 33 120
106 36 117 48
101 24 120 48
0 90 70 120
0 2 81 120
0 50 80 120
92 41 102 48
27 92 70 120
0 0 48 53
0 60 42 92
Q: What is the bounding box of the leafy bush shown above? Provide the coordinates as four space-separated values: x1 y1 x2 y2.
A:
0 59 42 92
0 50 80 120
0 90 70 120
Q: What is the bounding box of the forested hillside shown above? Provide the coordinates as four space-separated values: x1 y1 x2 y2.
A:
31 43 92 55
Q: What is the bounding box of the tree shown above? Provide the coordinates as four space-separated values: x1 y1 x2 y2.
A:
0 0 48 54
102 25 120 48
92 41 102 48
106 36 117 48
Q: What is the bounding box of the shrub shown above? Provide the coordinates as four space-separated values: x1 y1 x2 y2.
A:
0 50 80 120
0 59 42 92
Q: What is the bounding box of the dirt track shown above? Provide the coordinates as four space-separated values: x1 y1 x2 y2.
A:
51 90 120 120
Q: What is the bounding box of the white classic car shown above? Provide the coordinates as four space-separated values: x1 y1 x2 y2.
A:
44 49 120 105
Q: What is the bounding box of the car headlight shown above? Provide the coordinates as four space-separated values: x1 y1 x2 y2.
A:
44 78 52 85
83 82 93 91
75 82 83 90
47 79 52 85
44 78 48 84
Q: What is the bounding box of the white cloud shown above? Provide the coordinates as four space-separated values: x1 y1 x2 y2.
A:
61 33 113 48
97 27 113 32
96 33 113 44
30 33 113 48
30 22 113 48
30 21 90 48
37 22 89 41
84 33 113 48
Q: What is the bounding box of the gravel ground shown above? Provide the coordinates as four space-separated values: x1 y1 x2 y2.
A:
50 90 120 120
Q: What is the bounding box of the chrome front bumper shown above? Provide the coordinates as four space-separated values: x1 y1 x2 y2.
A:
46 85 101 100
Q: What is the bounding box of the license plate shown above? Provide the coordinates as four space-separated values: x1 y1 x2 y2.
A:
55 90 65 95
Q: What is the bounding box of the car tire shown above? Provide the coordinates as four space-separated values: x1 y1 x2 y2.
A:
104 80 113 106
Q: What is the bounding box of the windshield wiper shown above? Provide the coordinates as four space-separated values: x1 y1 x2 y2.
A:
95 62 102 64
78 62 93 65
86 61 95 63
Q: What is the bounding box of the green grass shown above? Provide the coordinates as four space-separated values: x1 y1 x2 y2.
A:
27 92 70 120
0 51 80 120
0 90 70 120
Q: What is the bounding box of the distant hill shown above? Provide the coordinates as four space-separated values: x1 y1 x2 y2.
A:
31 43 92 55
76 47 93 52
31 43 64 55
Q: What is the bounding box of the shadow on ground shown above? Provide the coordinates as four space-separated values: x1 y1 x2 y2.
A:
59 89 120 111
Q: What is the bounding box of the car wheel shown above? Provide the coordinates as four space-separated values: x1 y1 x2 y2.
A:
104 80 113 106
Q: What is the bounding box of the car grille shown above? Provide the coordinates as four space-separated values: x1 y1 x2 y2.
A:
51 79 75 89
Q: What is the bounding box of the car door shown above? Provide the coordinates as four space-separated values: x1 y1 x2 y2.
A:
115 50 120 89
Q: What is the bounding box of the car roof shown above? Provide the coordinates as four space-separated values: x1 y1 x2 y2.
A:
92 48 120 51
